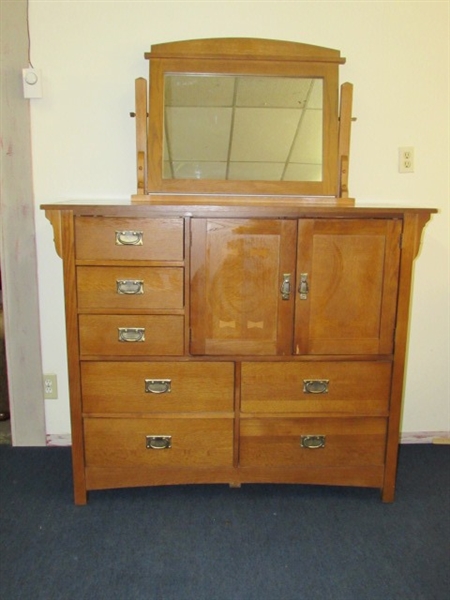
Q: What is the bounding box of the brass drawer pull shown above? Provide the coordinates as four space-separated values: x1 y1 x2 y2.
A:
116 279 144 295
145 379 172 394
303 379 329 394
300 435 326 449
146 435 172 450
118 327 145 342
115 230 144 246
280 273 291 300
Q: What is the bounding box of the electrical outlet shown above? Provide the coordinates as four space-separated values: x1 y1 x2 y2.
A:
399 147 414 173
44 374 58 399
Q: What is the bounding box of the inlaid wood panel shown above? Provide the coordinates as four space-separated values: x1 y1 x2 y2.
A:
190 218 297 355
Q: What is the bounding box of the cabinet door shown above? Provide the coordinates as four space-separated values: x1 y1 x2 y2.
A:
190 219 297 355
295 219 401 355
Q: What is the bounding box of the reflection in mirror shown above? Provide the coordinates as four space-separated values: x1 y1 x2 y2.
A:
163 75 323 182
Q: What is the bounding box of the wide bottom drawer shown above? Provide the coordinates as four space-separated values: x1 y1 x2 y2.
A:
84 417 234 468
239 417 387 468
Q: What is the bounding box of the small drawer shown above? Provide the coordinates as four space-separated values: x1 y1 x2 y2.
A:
79 315 184 356
84 417 234 468
81 361 234 413
77 266 184 309
241 361 391 415
239 417 387 468
75 217 184 261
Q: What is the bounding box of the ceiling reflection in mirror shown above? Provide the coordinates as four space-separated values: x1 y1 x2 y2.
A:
163 75 323 182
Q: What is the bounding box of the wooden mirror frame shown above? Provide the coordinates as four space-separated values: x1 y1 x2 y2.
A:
134 38 352 203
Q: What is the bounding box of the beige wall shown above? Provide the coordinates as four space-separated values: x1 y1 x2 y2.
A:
28 1 448 437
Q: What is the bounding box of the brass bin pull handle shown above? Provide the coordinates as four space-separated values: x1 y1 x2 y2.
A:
280 273 291 300
298 273 309 300
303 379 329 394
118 327 145 342
301 435 326 449
115 230 144 246
145 379 172 394
116 279 144 295
146 435 172 450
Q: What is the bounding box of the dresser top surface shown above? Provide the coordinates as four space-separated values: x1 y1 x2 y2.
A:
41 197 437 219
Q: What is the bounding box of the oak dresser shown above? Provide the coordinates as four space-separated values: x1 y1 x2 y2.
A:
43 38 435 503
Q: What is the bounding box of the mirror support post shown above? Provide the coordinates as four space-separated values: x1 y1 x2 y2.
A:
135 77 148 195
338 82 353 198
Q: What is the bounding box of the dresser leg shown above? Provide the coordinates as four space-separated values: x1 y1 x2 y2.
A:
74 487 88 505
381 486 395 503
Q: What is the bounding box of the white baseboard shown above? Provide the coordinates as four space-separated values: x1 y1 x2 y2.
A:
400 431 450 444
46 433 71 446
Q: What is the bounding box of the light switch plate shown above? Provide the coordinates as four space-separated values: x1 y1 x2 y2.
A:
22 68 43 99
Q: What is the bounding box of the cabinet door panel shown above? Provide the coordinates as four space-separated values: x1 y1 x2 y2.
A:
191 219 297 355
295 219 401 355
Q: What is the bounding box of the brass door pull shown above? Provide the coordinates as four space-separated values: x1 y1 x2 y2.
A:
298 273 309 300
280 273 291 300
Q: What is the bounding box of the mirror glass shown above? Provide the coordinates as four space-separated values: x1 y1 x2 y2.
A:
163 74 323 182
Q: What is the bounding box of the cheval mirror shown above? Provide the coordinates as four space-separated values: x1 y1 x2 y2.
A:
132 38 353 204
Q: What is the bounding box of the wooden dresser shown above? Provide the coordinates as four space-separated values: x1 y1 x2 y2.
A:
43 202 434 504
43 38 435 503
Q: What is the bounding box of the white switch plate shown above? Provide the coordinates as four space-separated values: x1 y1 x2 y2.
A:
22 68 43 99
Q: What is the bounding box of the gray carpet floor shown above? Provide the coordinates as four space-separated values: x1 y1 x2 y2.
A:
1 444 449 600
